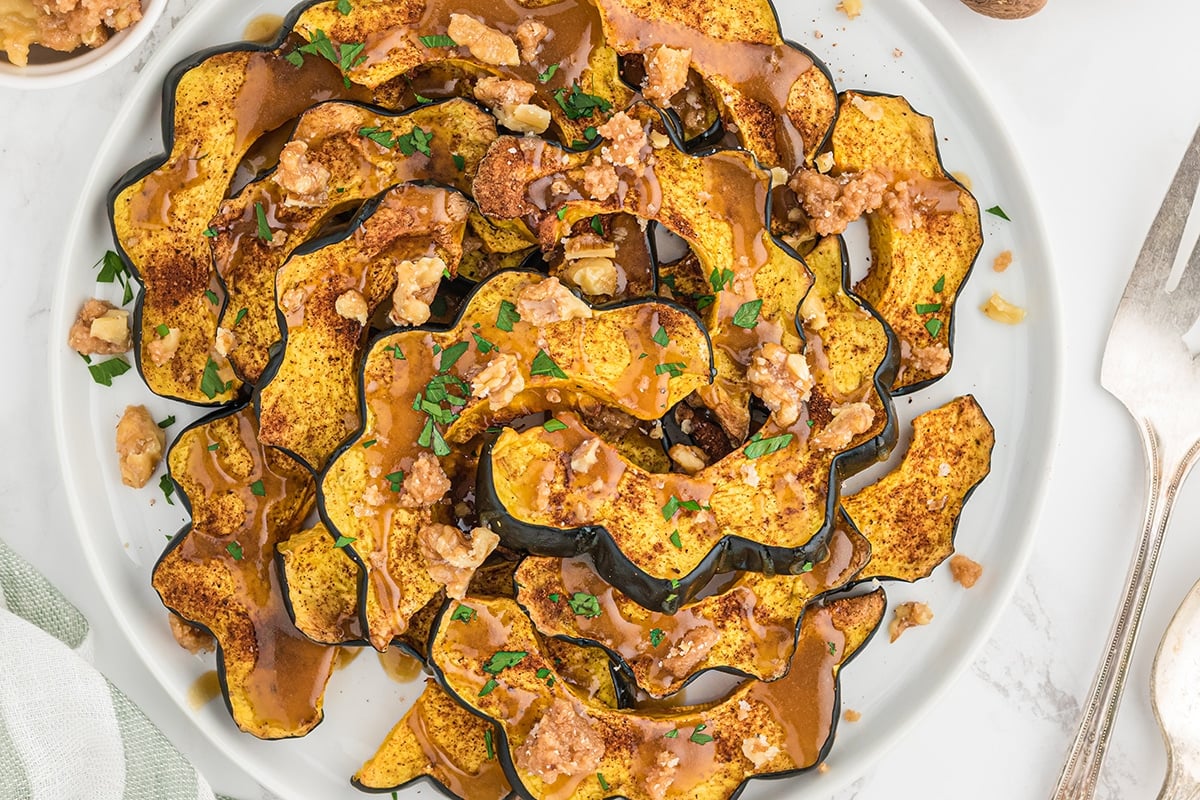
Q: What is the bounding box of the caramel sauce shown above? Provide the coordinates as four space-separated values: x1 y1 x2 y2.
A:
406 684 513 800
597 0 815 170
187 670 222 710
336 646 363 671
243 13 284 44
379 648 425 683
129 146 205 229
156 408 338 735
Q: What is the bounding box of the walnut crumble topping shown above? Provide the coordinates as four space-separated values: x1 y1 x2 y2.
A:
388 256 447 327
514 18 548 63
473 76 550 134
981 291 1026 324
416 523 500 598
470 352 525 410
642 44 692 105
742 734 781 769
907 342 951 376
68 298 130 355
446 13 518 66
168 613 214 655
746 342 814 428
788 168 888 237
888 601 933 642
515 277 593 325
275 141 331 207
115 405 165 489
809 401 874 451
335 289 369 326
515 698 606 782
949 554 983 588
660 625 719 677
396 451 451 508
146 326 182 366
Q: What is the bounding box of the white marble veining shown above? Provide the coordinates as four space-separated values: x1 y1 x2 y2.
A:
2 1 1198 798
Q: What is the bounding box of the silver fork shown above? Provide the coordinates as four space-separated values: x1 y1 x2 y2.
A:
1052 123 1200 799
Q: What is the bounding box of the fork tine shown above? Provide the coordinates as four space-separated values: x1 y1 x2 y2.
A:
1167 224 1200 311
1125 124 1200 298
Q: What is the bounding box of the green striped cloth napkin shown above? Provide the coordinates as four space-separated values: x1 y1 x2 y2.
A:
0 537 234 800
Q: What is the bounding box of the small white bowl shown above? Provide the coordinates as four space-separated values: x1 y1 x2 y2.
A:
0 0 168 89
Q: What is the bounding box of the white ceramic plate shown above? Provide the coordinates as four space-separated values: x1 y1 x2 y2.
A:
50 1 1061 798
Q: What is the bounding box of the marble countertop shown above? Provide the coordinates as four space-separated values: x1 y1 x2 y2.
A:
3 0 1198 797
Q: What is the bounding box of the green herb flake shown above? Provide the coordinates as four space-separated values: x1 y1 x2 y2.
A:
478 678 499 697
649 628 665 648
414 92 432 103
87 357 132 387
669 529 682 549
661 495 680 520
200 357 232 399
298 29 337 63
496 300 520 332
932 274 946 293
590 215 604 236
552 82 613 120
482 650 528 674
530 349 568 379
336 0 352 13
384 344 406 360
597 773 610 792
249 480 266 497
557 207 567 220
548 593 560 603
155 323 170 338
664 728 679 739
689 724 714 745
985 205 1010 221
472 332 495 354
537 63 560 83
94 250 136 305
708 267 734 293
395 126 434 157
202 226 218 238
584 126 597 141
439 340 470 372
652 326 670 347
204 289 219 306
665 593 678 604
801 561 814 573
731 299 763 329
285 50 304 68
207 443 219 452
419 34 457 48
359 126 396 148
695 294 716 311
925 318 944 339
535 667 551 680
915 302 943 314
452 152 466 171
451 604 477 624
484 728 495 760
157 415 175 429
226 541 244 561
543 419 568 433
744 432 793 460
828 641 837 655
334 535 356 548
568 592 602 618
385 470 405 492
159 474 175 505
254 202 273 242
655 362 686 379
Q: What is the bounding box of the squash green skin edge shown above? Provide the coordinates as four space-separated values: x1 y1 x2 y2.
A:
424 591 888 800
301 266 716 651
151 401 328 741
104 0 331 408
477 233 899 613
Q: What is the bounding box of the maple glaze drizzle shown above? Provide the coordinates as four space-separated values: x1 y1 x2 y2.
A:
157 408 337 735
187 670 222 710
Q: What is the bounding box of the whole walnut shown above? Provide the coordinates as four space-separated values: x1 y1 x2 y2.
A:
959 0 1046 19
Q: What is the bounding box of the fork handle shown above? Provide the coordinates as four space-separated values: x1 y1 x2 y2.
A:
1159 754 1200 800
1052 420 1200 799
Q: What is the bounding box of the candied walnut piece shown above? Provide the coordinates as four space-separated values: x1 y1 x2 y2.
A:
69 298 130 355
416 523 500 599
809 401 874 451
389 256 447 327
515 698 606 782
562 257 619 296
515 18 548 63
447 13 519 66
950 554 983 588
843 709 862 722
168 613 214 655
789 168 888 237
146 326 182 366
741 734 781 769
471 352 525 410
335 289 369 326
581 156 619 202
643 44 692 105
981 291 1027 324
746 342 814 428
993 250 1013 272
849 93 882 120
515 277 593 325
213 326 237 358
646 749 681 800
275 141 331 207
880 179 936 232
596 111 648 170
888 601 933 642
116 405 165 489
563 233 616 260
397 452 451 508
908 342 951 376
660 625 720 678
668 443 709 475
473 76 550 134
569 437 602 475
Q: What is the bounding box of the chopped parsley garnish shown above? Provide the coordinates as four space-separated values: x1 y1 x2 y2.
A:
207 443 219 452
292 29 366 85
670 578 680 589
597 773 610 792
925 318 944 339
665 593 678 604
484 728 495 760
708 267 734 293
452 152 466 171
414 92 432 103
87 357 132 387
985 205 1010 221
334 535 356 548
915 302 943 314
157 415 175 429
384 344 406 360
478 679 499 696
418 416 453 456
202 226 218 238
204 289 219 306
254 202 273 242
668 530 683 549
472 332 495 354
828 641 837 655
664 728 679 739
584 126 598 141
695 294 716 311
396 126 434 157
200 357 232 399
652 326 670 347
568 592 602 618
548 593 560 603
731 299 763 329
159 474 175 505
336 0 352 13
590 215 604 236
155 323 170 338
800 561 814 573
655 362 686 378
285 51 304 68
689 724 714 745
496 300 520 332
744 432 793 460
482 650 528 674
536 667 551 680
649 628 665 647
451 604 477 623
543 419 568 433
386 470 405 492
359 126 398 148
932 274 946 293
556 207 568 220
537 63 560 83
419 34 457 48
95 250 135 305
530 349 568 379
233 308 248 326
439 340 469 372
250 480 265 497
552 82 612 120
226 541 244 561
361 439 377 449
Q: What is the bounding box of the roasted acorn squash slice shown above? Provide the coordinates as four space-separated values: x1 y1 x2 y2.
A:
276 522 365 646
255 183 471 472
828 91 983 392
212 98 499 384
318 269 713 649
151 404 336 739
429 592 884 800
